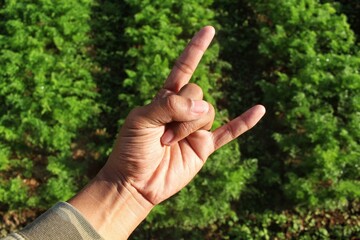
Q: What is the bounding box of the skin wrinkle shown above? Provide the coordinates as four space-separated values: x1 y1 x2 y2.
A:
126 177 156 207
115 142 162 177
225 121 237 142
238 112 252 131
82 186 116 234
184 137 206 164
173 141 198 193
213 128 231 152
189 41 207 54
171 146 186 179
210 132 216 158
154 88 174 100
133 147 170 205
179 139 188 169
174 58 195 76
166 95 182 118
176 120 193 139
164 27 214 92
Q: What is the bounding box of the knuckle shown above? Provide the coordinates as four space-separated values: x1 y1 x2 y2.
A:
225 123 237 139
203 104 215 130
155 88 173 100
190 41 206 54
189 83 204 97
179 122 192 134
174 59 194 75
179 83 203 99
164 94 179 113
205 122 213 131
186 82 200 89
129 106 142 117
128 106 146 121
173 122 195 139
125 106 144 126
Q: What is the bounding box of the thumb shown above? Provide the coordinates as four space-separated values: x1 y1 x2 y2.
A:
127 94 209 128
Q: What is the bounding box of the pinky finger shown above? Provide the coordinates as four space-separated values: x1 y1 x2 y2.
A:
211 105 266 152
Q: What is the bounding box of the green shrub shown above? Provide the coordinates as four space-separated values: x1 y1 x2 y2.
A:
1 0 359 238
322 0 360 38
217 0 360 211
213 201 360 239
0 0 98 212
89 0 130 143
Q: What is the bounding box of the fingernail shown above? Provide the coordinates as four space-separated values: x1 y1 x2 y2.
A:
191 100 209 114
162 129 174 145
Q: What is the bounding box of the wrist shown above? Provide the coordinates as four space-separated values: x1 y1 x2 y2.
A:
68 168 153 240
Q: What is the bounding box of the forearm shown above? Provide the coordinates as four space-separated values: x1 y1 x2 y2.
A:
68 168 153 240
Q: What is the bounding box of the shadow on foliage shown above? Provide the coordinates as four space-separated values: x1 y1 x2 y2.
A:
85 0 134 177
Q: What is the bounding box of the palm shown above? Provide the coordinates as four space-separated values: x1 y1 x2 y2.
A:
107 26 265 206
110 107 209 202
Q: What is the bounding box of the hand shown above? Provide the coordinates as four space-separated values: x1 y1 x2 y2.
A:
68 26 265 239
103 26 266 205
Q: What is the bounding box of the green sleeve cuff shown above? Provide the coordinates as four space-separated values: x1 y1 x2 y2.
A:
4 202 104 240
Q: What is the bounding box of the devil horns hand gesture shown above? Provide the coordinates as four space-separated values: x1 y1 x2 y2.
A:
69 26 265 239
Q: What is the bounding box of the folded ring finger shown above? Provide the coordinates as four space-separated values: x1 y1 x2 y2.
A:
161 83 215 145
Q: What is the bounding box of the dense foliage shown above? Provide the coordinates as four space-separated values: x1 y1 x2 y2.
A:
218 0 360 210
0 0 98 215
1 0 359 238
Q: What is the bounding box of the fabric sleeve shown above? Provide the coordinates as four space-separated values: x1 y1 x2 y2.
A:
1 202 104 240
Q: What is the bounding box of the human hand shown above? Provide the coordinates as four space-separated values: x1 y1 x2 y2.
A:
69 26 265 239
102 26 266 205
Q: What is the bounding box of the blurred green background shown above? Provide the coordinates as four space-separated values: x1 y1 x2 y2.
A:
0 0 359 239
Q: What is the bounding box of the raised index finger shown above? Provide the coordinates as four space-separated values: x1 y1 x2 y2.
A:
163 26 215 93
